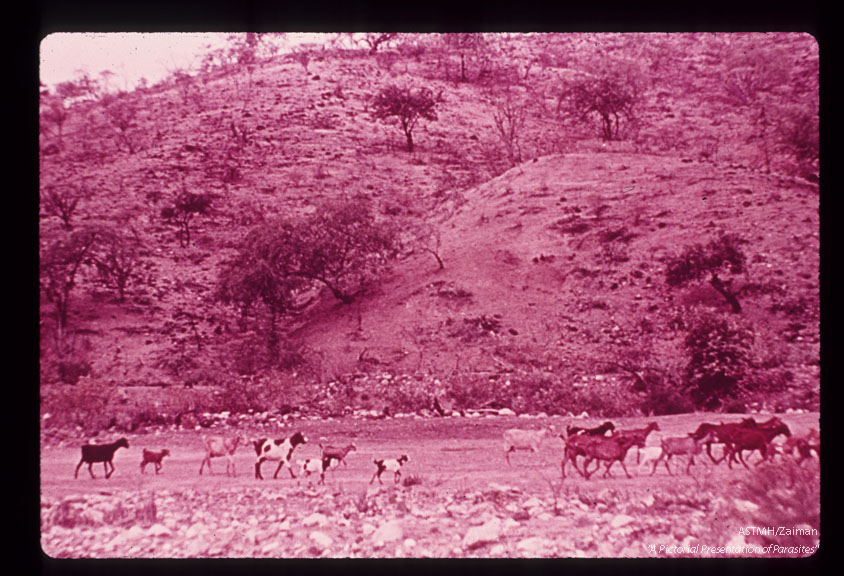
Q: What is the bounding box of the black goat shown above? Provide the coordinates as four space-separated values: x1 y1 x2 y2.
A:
74 438 129 479
566 421 616 438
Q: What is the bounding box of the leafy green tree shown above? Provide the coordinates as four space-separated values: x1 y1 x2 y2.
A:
557 59 645 141
665 233 747 314
371 85 440 152
217 220 309 360
293 197 401 303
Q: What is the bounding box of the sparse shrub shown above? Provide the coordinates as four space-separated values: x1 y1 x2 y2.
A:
665 233 748 313
491 88 527 166
91 227 141 302
402 474 423 487
733 459 819 554
446 314 503 342
683 312 754 410
41 182 88 231
642 375 695 416
58 357 92 386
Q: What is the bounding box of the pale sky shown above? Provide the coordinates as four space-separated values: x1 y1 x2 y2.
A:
39 32 331 91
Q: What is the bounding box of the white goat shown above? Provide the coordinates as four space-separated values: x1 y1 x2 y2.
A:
199 434 248 477
297 458 327 484
503 426 555 466
651 435 704 476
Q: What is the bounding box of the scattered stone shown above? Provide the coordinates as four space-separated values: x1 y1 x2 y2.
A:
641 494 655 507
372 520 403 547
309 531 333 550
517 537 551 555
725 533 747 550
302 512 328 527
403 538 417 549
733 499 760 513
611 514 635 529
147 524 172 538
463 517 502 549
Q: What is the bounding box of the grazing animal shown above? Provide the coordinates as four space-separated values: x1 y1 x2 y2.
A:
690 418 758 463
297 458 328 485
74 438 129 479
253 432 308 480
320 443 356 468
566 421 615 438
502 426 555 466
370 455 409 484
779 428 820 464
614 422 660 464
650 436 703 476
199 434 249 477
722 421 791 469
140 448 170 475
577 435 641 479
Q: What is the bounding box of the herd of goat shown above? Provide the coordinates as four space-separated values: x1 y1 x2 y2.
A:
72 416 819 483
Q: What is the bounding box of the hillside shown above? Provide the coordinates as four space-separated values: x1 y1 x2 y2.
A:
38 33 819 432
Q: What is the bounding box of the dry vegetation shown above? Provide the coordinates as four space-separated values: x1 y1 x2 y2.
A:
39 33 818 435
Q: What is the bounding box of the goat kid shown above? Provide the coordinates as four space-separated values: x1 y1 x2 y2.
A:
320 443 356 468
74 438 129 479
254 432 308 480
140 448 170 475
297 458 328 485
370 455 409 484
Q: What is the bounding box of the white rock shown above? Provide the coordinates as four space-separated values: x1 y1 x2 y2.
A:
184 523 203 539
517 537 550 555
148 524 172 538
641 494 655 507
372 520 403 546
463 518 502 549
501 518 520 532
490 544 507 555
362 523 376 537
611 514 635 528
302 512 328 527
733 499 760 514
498 408 516 416
261 541 280 555
310 531 333 550
725 533 747 550
403 538 417 549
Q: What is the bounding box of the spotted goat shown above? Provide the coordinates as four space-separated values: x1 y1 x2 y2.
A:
253 432 308 480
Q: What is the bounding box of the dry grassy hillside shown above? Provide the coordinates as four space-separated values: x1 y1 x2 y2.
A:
39 33 819 433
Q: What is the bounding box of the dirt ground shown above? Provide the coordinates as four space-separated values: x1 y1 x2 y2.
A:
40 411 820 558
